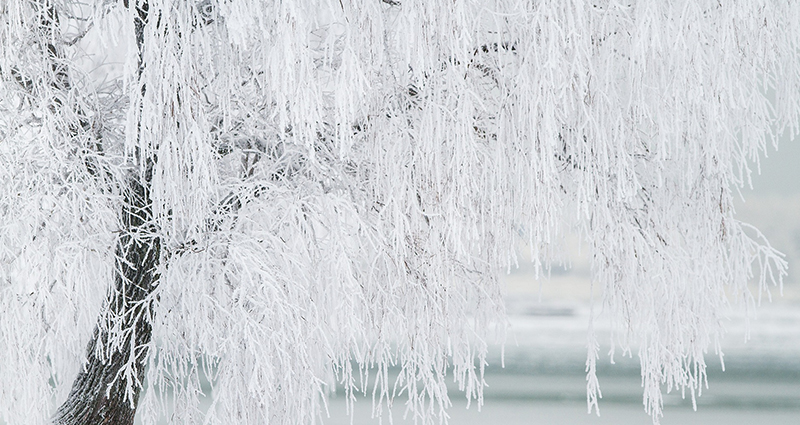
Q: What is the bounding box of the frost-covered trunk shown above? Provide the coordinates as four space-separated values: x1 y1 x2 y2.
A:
53 175 160 425
52 2 158 423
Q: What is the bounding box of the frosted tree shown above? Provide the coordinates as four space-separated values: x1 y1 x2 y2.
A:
1 1 797 424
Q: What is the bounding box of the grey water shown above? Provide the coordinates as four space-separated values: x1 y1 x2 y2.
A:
322 297 800 425
324 354 800 425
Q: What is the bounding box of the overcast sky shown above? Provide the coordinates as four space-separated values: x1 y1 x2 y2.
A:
744 130 800 196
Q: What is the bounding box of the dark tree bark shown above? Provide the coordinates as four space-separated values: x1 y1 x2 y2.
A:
53 177 160 425
52 2 159 424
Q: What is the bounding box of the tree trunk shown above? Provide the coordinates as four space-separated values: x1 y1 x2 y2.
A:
53 1 156 421
53 177 160 425
48 2 160 422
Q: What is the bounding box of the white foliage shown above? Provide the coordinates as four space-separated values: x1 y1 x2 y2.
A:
1 1 797 424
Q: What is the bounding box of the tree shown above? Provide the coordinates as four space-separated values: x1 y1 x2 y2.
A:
0 0 797 424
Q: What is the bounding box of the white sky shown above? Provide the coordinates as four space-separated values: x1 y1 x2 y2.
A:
747 132 800 196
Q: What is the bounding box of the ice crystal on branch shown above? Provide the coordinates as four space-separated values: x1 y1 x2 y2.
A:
1 1 797 424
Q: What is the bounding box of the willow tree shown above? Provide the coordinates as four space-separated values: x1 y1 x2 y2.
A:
0 0 796 424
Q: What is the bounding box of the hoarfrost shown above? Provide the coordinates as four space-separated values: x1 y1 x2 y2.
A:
0 1 797 424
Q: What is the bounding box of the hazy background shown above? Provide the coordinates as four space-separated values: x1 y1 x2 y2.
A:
322 134 800 424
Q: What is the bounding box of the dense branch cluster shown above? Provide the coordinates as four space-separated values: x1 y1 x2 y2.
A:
1 1 798 424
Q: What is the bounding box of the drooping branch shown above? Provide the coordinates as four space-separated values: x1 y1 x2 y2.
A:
7 0 110 181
